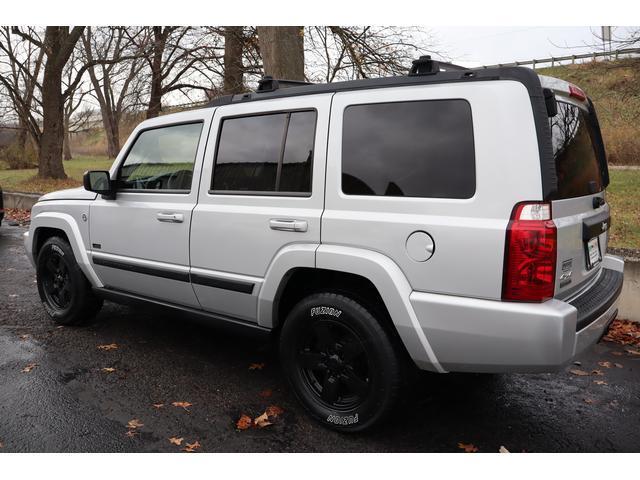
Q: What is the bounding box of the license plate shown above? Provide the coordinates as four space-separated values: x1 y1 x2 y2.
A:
586 237 601 270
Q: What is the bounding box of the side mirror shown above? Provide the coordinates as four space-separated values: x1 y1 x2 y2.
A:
83 170 115 199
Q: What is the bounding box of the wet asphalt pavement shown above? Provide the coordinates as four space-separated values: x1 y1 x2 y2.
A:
1 224 639 453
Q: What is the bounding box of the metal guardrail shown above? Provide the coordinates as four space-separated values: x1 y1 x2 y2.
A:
482 47 640 69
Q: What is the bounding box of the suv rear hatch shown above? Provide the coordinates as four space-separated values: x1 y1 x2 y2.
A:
538 75 611 301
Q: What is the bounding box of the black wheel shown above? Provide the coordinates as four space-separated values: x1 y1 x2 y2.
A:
279 293 402 432
36 236 103 326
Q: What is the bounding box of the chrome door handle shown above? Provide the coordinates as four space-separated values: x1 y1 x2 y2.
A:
269 219 308 232
156 212 184 223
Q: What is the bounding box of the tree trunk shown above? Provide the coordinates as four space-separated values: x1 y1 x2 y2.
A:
63 116 72 161
257 26 304 80
39 31 67 179
146 27 166 119
104 111 120 158
17 119 29 165
223 26 245 94
37 26 84 179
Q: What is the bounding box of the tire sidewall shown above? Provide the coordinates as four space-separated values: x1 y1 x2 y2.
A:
280 293 400 432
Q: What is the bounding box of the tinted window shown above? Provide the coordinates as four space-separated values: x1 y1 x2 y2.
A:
550 101 603 199
342 100 475 198
212 111 316 194
118 123 203 191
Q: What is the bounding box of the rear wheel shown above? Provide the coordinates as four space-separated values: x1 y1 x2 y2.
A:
36 236 103 326
279 292 402 432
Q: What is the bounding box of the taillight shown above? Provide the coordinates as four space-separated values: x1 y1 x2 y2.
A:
569 84 586 102
502 202 557 302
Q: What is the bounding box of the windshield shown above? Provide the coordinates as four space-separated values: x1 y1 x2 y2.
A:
549 101 605 199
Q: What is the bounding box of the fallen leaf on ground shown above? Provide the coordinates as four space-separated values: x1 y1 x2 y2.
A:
183 441 201 453
236 414 253 430
169 437 184 446
499 446 510 453
19 334 30 340
101 367 116 373
569 368 590 376
171 401 192 410
611 351 624 356
583 398 595 404
249 363 265 370
614 363 623 368
458 442 478 453
626 349 640 356
125 430 138 438
97 343 118 351
265 405 284 418
21 363 38 373
254 412 272 428
591 369 604 376
127 419 144 429
598 361 613 368
259 389 273 398
152 403 165 409
0 441 3 448
603 319 640 346
593 380 608 385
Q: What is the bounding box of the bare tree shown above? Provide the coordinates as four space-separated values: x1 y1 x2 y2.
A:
0 27 45 168
6 26 91 178
257 26 305 80
62 50 92 160
83 26 146 157
132 26 223 118
305 26 438 83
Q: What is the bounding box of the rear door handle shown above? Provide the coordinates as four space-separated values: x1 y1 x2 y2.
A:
156 212 184 223
269 219 308 232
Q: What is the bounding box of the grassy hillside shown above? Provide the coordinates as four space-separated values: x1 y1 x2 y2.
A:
540 59 640 166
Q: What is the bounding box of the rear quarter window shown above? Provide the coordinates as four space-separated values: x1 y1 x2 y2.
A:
550 101 603 199
341 99 475 199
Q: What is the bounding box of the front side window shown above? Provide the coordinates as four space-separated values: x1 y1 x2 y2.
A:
341 99 475 198
118 122 203 191
212 110 316 194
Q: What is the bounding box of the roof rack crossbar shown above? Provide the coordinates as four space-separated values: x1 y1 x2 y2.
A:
257 76 313 93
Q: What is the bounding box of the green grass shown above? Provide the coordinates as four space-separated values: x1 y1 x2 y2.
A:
607 169 640 250
0 156 112 193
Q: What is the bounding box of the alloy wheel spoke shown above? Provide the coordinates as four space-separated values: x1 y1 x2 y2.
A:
340 367 370 397
298 350 326 370
321 374 340 403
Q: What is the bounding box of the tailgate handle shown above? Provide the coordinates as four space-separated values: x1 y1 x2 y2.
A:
582 210 610 240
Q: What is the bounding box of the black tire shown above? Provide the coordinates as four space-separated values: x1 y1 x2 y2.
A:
36 236 103 326
279 292 402 432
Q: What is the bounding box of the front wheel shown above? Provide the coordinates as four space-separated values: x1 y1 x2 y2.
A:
279 293 403 432
36 236 103 326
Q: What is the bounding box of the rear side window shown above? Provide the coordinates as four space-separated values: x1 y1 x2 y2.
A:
212 110 316 194
550 101 603 199
341 99 475 198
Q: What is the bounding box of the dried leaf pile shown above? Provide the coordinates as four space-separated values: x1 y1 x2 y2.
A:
603 319 640 347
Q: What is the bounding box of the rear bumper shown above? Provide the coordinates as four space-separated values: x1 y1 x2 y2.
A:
410 254 624 373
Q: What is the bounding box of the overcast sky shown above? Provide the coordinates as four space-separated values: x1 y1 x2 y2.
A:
431 26 636 67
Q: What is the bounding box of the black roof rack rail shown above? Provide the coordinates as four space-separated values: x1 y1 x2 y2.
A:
408 55 468 76
257 76 313 93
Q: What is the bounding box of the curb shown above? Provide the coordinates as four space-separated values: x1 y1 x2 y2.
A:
2 191 42 210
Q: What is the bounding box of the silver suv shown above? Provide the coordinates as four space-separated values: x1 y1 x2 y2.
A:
24 57 624 432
